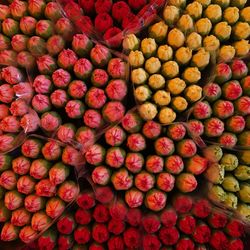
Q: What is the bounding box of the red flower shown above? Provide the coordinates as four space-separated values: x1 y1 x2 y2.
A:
231 59 247 78
104 27 123 48
35 179 56 197
159 227 180 246
126 208 142 227
128 0 147 11
77 191 95 209
95 0 113 13
108 218 125 235
123 227 141 248
225 219 245 238
208 211 228 229
38 235 55 250
93 204 110 223
112 1 131 22
143 234 161 250
58 235 73 249
75 16 94 36
192 199 211 218
137 3 157 28
142 214 161 234
109 200 128 220
122 12 139 30
228 239 244 250
192 223 211 244
78 0 95 14
75 208 92 225
209 231 229 250
172 194 193 214
64 1 82 22
57 214 76 234
108 236 125 250
176 237 195 250
74 226 91 244
160 208 177 228
95 13 113 33
95 186 114 204
178 215 196 235
92 223 110 243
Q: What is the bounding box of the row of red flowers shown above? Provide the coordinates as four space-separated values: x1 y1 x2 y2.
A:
22 188 247 250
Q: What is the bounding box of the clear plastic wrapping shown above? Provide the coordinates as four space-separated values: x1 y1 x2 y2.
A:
0 65 41 154
56 0 167 49
0 134 82 247
24 183 249 250
185 54 250 225
40 40 132 156
0 2 132 156
121 2 219 126
79 107 214 215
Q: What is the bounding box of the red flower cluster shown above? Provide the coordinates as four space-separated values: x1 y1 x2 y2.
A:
60 0 164 47
78 0 144 37
171 194 246 250
34 190 247 250
36 189 143 249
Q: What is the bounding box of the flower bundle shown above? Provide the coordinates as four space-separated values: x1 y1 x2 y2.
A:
58 0 166 48
84 109 209 211
123 0 250 124
0 0 130 145
0 137 80 243
203 144 250 222
0 0 66 68
31 39 129 137
165 194 246 250
188 58 250 149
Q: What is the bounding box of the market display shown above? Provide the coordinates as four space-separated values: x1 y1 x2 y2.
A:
0 0 249 249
